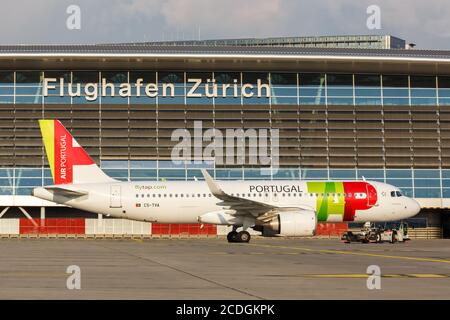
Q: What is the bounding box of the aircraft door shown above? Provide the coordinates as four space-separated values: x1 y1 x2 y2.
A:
366 183 377 207
110 185 122 208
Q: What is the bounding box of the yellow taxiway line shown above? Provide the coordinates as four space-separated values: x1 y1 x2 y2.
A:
247 243 450 265
297 274 449 279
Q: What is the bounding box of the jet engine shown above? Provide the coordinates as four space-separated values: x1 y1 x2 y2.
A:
255 210 317 237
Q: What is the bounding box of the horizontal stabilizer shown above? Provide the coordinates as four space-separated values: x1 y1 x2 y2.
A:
44 187 88 198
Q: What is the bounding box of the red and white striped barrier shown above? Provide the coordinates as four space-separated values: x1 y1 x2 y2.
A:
0 218 346 237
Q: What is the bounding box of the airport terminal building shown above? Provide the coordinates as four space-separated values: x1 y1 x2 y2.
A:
0 35 449 237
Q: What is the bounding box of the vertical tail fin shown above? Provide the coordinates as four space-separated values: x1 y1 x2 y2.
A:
39 120 115 185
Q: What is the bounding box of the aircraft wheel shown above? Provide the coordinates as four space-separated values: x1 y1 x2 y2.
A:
227 231 238 243
237 231 251 243
342 233 351 243
376 233 382 243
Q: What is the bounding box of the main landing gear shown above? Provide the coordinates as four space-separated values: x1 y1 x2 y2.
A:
227 226 251 243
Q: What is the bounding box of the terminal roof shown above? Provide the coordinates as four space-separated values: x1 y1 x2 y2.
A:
1 44 450 74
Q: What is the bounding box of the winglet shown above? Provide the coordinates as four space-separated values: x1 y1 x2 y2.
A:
201 169 226 197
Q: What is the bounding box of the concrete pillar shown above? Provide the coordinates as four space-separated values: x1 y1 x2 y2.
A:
98 213 103 227
40 207 45 226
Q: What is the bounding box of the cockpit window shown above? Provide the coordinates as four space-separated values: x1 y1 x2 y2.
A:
390 190 403 197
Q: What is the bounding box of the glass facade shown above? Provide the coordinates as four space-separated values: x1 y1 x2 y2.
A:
1 71 449 198
0 165 445 198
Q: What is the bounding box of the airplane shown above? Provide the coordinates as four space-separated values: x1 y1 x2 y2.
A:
32 120 421 243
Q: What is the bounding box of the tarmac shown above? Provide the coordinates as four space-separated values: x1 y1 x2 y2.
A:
0 238 450 299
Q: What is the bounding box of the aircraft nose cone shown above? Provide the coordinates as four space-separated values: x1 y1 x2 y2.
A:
409 198 421 216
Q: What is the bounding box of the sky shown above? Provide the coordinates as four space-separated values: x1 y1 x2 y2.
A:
1 0 450 49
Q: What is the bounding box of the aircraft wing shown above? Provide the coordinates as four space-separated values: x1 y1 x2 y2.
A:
43 186 88 198
201 169 310 221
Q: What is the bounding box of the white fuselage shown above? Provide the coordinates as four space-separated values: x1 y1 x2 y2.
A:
33 180 421 224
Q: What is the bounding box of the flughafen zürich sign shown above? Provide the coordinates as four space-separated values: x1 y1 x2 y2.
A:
43 77 271 101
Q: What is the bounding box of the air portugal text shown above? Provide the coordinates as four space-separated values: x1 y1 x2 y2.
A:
43 77 271 101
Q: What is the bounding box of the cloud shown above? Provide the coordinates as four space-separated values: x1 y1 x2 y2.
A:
159 0 284 38
0 0 62 44
0 0 450 48
379 0 450 42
